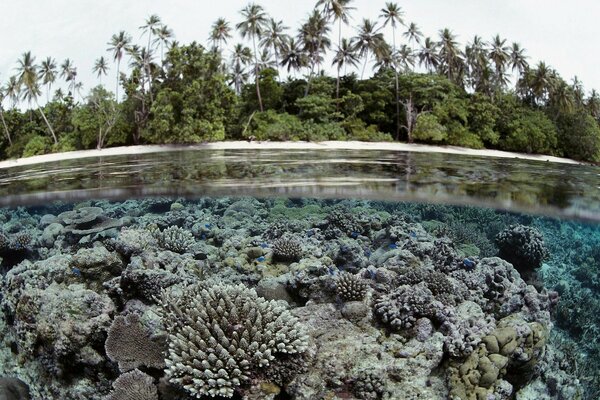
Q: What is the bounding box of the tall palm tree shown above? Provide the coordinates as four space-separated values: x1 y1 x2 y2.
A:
16 52 57 144
237 3 268 112
140 15 162 51
60 58 77 94
403 22 423 51
259 18 289 79
209 18 233 53
280 38 308 76
332 37 359 105
93 56 109 85
509 42 528 81
417 37 439 73
352 19 386 79
298 9 331 94
0 76 11 145
489 35 510 91
107 30 132 102
380 2 404 139
153 25 174 63
587 89 600 120
465 35 490 93
38 57 57 103
230 44 253 94
571 76 585 106
317 0 355 74
5 76 21 109
437 28 464 85
230 62 249 95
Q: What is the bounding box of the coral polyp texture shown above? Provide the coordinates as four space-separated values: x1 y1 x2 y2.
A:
152 225 195 254
106 369 158 400
336 272 369 301
271 234 303 262
495 224 548 273
159 283 308 398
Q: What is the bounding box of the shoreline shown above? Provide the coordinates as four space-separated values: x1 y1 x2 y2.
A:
0 141 583 169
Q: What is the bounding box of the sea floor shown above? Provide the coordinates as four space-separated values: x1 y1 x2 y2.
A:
0 197 597 399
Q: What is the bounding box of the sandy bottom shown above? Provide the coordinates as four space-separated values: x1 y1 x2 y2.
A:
0 141 582 169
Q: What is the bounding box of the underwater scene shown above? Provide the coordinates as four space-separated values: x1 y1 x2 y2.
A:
1 196 599 400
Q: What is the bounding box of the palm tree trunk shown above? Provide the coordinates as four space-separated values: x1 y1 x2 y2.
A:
392 27 401 141
336 19 342 111
36 102 57 144
361 50 369 79
116 58 121 103
0 108 11 145
252 35 264 112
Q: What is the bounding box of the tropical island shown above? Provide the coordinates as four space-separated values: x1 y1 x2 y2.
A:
1 1 599 163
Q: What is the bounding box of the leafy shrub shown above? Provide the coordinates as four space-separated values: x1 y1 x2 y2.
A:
556 110 600 162
413 113 447 143
22 135 52 157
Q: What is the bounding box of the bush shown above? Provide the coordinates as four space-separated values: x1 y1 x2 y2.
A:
342 118 392 142
556 110 600 162
498 109 557 155
22 135 52 157
413 113 447 143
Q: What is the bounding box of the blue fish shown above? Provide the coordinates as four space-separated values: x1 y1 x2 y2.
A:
260 242 269 249
388 243 398 250
409 231 416 238
364 249 372 257
204 223 212 229
200 234 207 240
72 267 81 276
306 229 315 237
350 231 359 239
257 256 266 262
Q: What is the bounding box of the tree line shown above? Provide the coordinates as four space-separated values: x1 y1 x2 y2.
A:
0 1 599 162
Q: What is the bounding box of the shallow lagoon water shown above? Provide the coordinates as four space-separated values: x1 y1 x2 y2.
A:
0 148 599 400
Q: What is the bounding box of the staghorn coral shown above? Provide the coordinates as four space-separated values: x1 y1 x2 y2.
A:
10 232 32 251
106 369 158 400
496 224 548 274
335 272 368 301
152 225 195 254
105 314 166 372
272 235 303 262
160 283 308 398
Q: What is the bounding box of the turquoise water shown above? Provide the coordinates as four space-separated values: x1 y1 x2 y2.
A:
0 149 599 400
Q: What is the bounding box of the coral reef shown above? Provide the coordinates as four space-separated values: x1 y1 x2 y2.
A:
160 283 308 398
106 369 158 400
0 377 30 400
272 234 303 262
105 314 166 372
496 224 548 276
151 225 195 254
335 272 368 301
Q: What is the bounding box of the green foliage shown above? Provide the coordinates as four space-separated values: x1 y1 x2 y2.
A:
468 94 500 145
556 109 600 161
296 94 339 123
413 113 447 142
242 68 283 112
22 135 52 157
245 110 347 141
496 102 558 154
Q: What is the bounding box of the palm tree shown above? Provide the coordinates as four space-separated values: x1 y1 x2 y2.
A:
380 2 404 139
259 18 289 79
38 57 57 103
489 35 510 91
417 37 439 72
237 3 268 112
332 38 359 105
298 9 331 94
230 44 253 94
16 52 57 144
550 78 574 113
140 14 162 51
60 58 77 94
571 76 585 106
280 38 308 76
318 0 355 73
403 22 423 51
230 62 249 95
438 28 464 85
352 19 386 79
587 89 600 120
93 56 109 85
5 76 21 109
465 35 490 93
0 76 11 145
153 25 174 63
107 30 132 102
509 42 528 81
209 18 233 53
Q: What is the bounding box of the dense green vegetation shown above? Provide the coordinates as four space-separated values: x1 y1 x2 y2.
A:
1 1 600 162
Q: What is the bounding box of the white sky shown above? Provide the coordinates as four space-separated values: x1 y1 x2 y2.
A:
0 0 598 100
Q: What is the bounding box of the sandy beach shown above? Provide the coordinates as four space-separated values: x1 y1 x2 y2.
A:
0 141 582 169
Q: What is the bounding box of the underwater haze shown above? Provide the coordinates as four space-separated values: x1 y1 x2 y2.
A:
0 149 599 400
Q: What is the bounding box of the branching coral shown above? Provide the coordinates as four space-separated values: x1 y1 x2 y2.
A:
160 283 308 398
272 235 303 262
335 272 368 301
152 225 195 254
